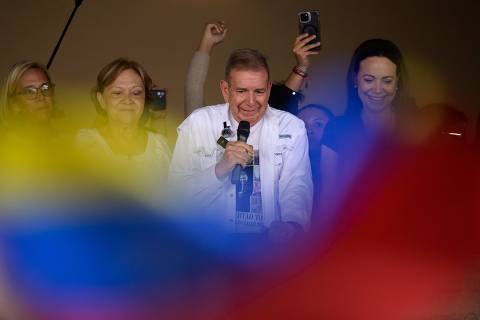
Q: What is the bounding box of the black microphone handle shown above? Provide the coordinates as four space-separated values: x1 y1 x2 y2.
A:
231 121 249 184
231 164 243 184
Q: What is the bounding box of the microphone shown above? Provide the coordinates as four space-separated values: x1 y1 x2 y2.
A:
231 121 250 184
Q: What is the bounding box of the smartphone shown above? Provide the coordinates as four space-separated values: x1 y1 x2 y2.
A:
298 10 321 50
148 89 167 111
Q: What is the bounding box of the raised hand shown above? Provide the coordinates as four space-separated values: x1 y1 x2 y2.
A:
198 21 228 54
293 33 321 72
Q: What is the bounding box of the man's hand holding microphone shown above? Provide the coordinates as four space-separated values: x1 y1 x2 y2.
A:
215 121 252 180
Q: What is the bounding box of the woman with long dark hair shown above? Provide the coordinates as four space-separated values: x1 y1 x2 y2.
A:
319 39 416 216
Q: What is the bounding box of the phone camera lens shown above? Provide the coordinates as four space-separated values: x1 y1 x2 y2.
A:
300 12 310 23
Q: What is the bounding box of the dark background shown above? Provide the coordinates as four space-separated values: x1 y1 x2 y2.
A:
1 0 478 142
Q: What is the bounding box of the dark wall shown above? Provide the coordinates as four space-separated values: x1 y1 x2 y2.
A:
1 0 478 140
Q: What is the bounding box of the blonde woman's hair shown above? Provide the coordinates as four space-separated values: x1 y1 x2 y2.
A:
1 61 52 123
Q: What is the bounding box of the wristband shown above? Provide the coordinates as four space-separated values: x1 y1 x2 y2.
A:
293 66 308 78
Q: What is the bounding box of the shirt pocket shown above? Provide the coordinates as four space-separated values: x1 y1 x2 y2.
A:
194 147 217 170
273 142 294 166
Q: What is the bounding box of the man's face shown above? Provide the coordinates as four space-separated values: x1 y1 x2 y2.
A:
220 68 271 126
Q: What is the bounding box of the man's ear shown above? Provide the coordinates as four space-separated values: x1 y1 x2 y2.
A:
220 80 230 103
96 92 106 110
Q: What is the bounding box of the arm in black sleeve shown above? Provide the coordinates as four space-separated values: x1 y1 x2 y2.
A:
268 84 302 115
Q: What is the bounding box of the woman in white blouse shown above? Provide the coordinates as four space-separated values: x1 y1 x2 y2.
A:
76 58 171 204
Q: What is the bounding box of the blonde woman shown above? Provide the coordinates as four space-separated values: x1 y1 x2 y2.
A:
2 61 58 141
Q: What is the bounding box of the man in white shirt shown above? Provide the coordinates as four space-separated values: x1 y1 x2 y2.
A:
169 48 312 242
